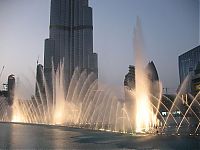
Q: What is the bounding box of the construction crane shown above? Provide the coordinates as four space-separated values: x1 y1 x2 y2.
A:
0 66 4 80
0 66 5 90
37 56 40 65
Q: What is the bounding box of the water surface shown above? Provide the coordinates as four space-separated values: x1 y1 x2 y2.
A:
0 123 199 149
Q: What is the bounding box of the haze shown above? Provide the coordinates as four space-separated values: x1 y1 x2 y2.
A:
0 0 199 93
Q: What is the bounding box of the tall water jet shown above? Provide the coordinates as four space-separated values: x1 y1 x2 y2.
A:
133 17 157 133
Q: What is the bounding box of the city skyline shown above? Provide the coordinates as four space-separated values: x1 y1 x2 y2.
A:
0 0 199 94
0 1 200 148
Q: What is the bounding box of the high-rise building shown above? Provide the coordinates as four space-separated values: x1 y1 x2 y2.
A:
44 0 98 95
179 45 200 84
7 74 15 106
124 61 159 90
124 65 135 90
146 61 159 82
35 64 46 102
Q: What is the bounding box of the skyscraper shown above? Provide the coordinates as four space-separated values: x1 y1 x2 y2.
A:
124 65 135 90
7 74 15 106
44 0 98 94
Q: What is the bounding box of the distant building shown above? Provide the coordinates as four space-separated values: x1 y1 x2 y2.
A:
35 64 45 102
146 61 160 101
179 45 200 84
0 88 8 98
0 75 15 99
7 74 15 106
124 61 159 90
124 65 135 90
146 61 159 82
191 63 200 96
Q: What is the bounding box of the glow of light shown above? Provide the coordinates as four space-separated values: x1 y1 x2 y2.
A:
136 94 151 133
11 101 23 123
54 109 64 125
99 128 105 131
12 114 22 123
162 112 167 116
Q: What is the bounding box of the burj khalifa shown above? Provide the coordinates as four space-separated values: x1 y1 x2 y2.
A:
44 0 98 93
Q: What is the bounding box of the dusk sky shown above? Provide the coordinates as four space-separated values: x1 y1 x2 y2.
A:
0 0 199 93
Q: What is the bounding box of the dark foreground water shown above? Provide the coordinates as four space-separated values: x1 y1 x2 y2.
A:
0 123 199 149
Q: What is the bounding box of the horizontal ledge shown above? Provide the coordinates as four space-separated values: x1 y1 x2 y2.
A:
50 25 93 31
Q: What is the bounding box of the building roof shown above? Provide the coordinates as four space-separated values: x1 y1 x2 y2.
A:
179 45 200 57
146 61 159 81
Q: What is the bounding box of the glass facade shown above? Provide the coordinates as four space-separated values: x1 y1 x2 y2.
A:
179 45 200 84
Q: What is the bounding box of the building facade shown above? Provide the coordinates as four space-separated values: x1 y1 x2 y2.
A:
35 64 46 103
7 74 15 106
124 61 159 91
191 63 200 96
179 45 200 84
124 65 135 90
44 0 98 95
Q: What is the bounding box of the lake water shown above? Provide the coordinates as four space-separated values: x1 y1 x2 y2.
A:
0 123 199 149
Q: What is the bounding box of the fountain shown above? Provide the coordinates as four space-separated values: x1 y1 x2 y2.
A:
133 17 159 133
0 17 199 135
0 64 133 134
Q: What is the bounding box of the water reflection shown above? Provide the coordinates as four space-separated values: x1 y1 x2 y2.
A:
0 123 199 149
0 123 12 149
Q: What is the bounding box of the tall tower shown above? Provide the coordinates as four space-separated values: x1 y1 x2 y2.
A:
44 0 98 95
